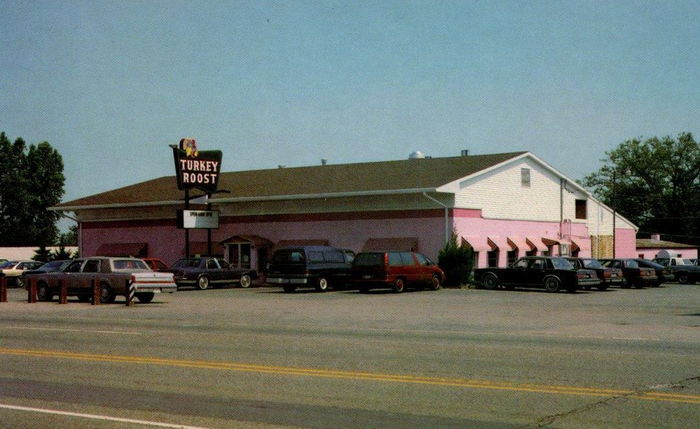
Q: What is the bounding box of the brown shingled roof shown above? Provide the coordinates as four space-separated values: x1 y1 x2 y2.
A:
636 239 698 249
57 152 526 208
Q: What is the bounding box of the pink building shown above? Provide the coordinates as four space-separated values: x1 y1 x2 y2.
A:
53 151 638 272
636 235 698 260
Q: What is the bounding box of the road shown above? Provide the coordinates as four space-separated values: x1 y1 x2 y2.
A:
1 283 699 428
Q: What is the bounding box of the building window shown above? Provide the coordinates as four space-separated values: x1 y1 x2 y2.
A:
521 168 531 187
575 199 587 219
228 243 252 269
487 250 498 267
507 250 517 266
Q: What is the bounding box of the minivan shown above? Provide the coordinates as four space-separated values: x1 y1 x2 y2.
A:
351 251 445 293
266 246 355 292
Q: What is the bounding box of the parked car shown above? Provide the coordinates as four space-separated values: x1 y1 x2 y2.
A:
565 258 619 290
20 260 72 284
634 259 671 286
598 259 657 288
351 251 445 293
266 246 355 292
0 260 45 287
652 257 700 284
169 257 257 290
26 257 177 303
142 257 169 271
474 256 580 293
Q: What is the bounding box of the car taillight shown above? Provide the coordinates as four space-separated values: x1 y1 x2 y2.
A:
603 271 611 278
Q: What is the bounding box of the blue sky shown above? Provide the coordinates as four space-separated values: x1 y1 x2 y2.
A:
2 0 699 205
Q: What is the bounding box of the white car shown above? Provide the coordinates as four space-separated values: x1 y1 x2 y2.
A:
1 260 45 287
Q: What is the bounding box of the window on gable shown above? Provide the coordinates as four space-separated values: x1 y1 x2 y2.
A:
521 168 531 188
575 199 587 219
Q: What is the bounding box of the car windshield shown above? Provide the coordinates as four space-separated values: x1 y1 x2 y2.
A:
272 250 305 264
353 253 384 266
172 258 202 268
551 258 574 270
582 259 603 269
38 261 64 271
0 261 15 269
112 259 149 271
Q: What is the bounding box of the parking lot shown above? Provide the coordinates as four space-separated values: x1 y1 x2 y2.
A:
1 283 699 428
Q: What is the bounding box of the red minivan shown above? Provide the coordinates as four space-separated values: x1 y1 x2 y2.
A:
351 251 445 293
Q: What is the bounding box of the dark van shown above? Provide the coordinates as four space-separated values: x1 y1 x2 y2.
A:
351 251 445 293
266 246 355 292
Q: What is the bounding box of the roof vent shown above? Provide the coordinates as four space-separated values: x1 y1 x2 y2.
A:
409 151 425 159
461 149 469 157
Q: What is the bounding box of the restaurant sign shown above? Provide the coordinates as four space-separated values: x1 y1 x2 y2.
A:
177 209 220 229
172 138 223 193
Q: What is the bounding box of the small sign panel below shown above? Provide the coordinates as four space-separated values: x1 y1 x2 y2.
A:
178 210 220 229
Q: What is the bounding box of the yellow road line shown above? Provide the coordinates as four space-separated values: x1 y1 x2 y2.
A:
1 347 699 405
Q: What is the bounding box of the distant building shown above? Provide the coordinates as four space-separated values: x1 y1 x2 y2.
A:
636 234 698 260
51 151 637 271
0 247 78 261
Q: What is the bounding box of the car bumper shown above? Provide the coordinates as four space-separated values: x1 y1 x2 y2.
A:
267 277 309 285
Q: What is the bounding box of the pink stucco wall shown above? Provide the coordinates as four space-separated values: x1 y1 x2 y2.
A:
81 212 446 266
614 228 638 258
80 209 639 269
453 210 594 268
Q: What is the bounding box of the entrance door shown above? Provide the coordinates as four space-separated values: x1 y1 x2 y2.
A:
228 243 252 269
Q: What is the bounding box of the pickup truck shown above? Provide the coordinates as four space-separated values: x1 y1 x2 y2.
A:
652 257 700 284
25 257 177 303
474 256 582 293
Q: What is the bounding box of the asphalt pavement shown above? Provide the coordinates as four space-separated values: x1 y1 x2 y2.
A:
0 282 698 428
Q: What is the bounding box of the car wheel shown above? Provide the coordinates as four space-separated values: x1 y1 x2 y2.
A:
677 273 689 284
37 283 53 302
393 278 405 293
316 277 329 292
136 293 154 303
482 273 499 290
620 277 631 289
283 285 296 293
429 275 441 291
197 276 210 290
239 274 252 288
100 283 115 304
544 276 561 293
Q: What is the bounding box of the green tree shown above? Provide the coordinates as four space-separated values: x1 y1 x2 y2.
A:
59 224 79 246
32 245 52 263
438 231 474 286
0 132 65 246
582 132 700 244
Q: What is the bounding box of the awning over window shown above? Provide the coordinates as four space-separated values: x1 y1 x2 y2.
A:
507 236 532 251
95 242 147 257
488 236 513 251
462 236 493 252
219 235 273 247
541 237 560 246
362 237 418 252
276 239 329 248
570 238 591 253
525 237 548 252
184 241 224 257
